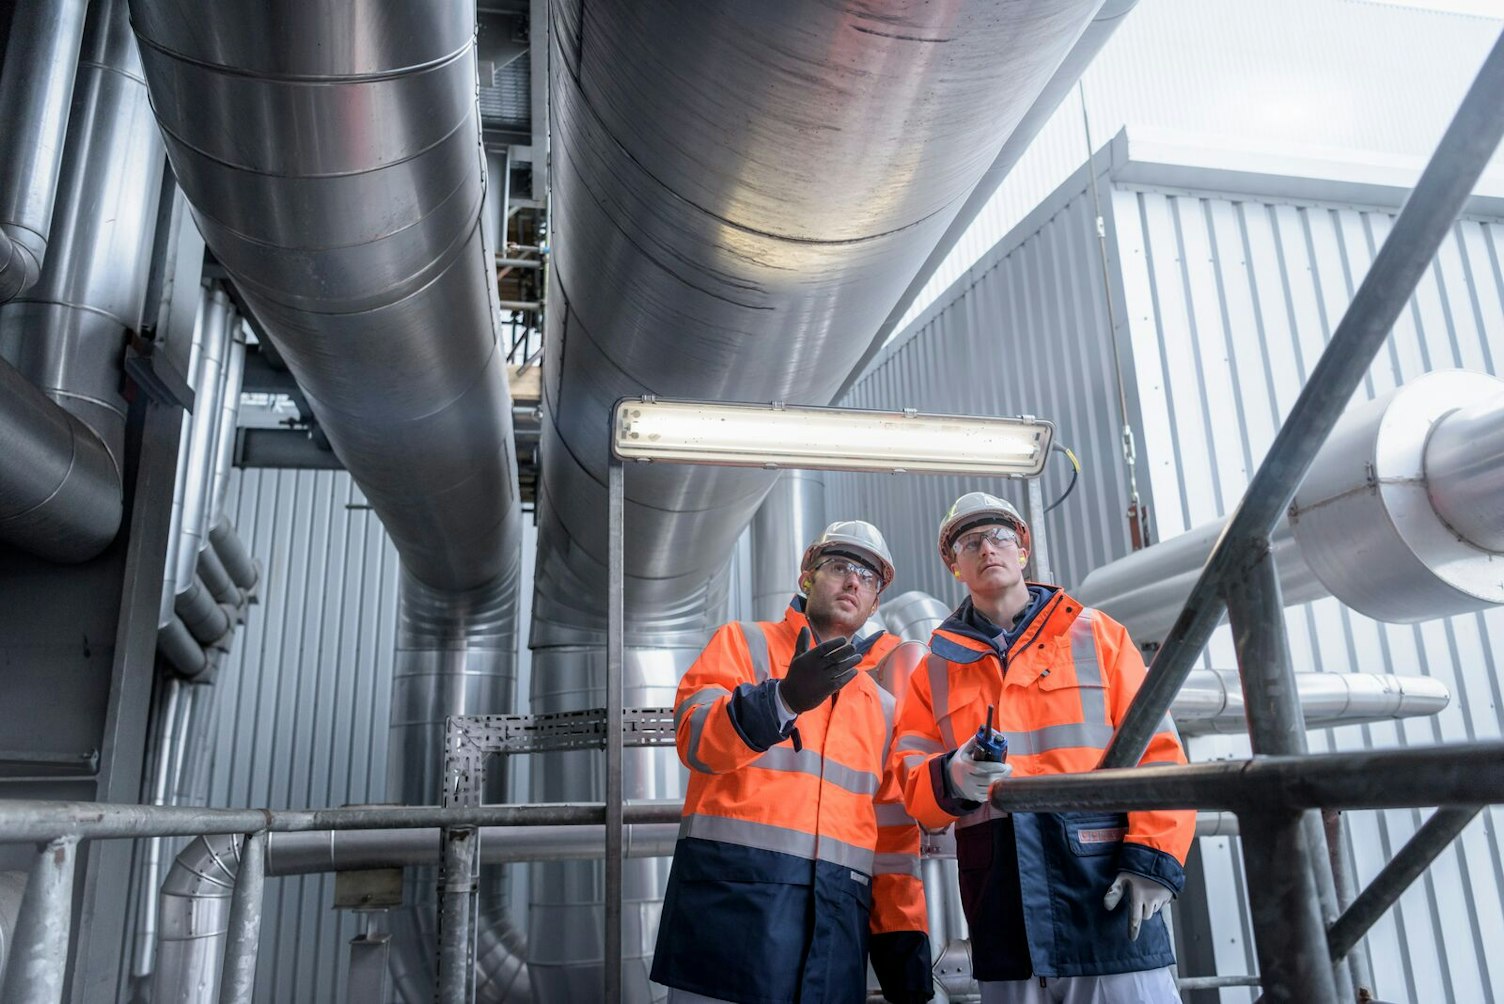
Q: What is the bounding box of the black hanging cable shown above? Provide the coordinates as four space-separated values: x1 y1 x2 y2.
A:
1044 442 1081 514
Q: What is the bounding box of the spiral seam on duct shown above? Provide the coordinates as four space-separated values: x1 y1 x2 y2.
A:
130 1 527 998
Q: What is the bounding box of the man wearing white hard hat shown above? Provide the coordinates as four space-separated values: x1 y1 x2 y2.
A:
890 492 1194 1003
653 520 933 1003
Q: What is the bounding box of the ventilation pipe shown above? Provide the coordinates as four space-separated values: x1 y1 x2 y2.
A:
0 0 88 302
1076 371 1504 643
749 471 825 621
130 2 526 997
0 0 164 562
530 2 1123 993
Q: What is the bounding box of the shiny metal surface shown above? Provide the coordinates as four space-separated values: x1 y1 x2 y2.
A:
0 0 164 479
750 472 825 622
1290 371 1504 623
532 4 1105 993
0 356 121 560
131 0 522 594
208 516 257 591
175 291 231 594
0 0 87 302
207 318 247 529
1172 670 1451 736
161 288 209 626
1075 518 1327 646
879 590 954 643
0 837 77 1004
1424 385 1504 553
175 573 231 646
151 833 241 1004
533 0 1107 648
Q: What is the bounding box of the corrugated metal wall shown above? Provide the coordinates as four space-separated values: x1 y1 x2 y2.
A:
831 154 1504 1000
896 0 1504 331
208 468 402 1004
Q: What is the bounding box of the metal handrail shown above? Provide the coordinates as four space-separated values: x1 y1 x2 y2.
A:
0 798 684 1004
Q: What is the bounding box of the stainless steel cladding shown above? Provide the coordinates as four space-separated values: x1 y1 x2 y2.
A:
130 0 522 594
533 0 1109 648
0 0 88 302
750 472 826 621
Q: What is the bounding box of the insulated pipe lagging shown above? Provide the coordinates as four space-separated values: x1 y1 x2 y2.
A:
209 517 258 592
206 319 246 532
174 574 231 646
0 0 88 302
0 357 121 560
161 288 211 627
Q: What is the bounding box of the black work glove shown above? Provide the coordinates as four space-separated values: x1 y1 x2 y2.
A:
779 626 862 713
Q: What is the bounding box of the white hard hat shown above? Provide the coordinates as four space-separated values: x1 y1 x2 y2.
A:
938 491 1030 564
800 520 896 591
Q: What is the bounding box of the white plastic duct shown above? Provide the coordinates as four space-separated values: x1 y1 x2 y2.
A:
1077 371 1504 642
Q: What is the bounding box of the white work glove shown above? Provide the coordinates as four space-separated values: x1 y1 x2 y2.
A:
1103 871 1173 941
944 734 1013 803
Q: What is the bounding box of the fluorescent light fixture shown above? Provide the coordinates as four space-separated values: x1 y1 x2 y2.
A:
612 398 1054 477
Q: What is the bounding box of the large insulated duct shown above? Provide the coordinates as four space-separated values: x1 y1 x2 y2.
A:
0 0 164 561
1077 371 1504 643
0 0 88 302
530 2 1119 995
749 471 825 621
131 1 526 997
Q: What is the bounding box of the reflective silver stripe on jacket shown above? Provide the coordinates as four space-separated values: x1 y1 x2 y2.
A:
675 686 731 729
737 622 771 682
872 852 921 878
1069 610 1108 726
874 801 916 827
679 813 875 875
750 746 879 796
895 734 942 755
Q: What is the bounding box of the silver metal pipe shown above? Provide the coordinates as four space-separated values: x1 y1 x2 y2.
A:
1172 670 1449 736
150 832 239 1004
438 828 479 1004
175 291 231 595
207 317 247 527
531 4 1111 991
264 824 681 876
879 591 954 643
161 288 211 627
0 0 166 481
749 471 825 621
196 544 240 608
216 831 266 1004
131 678 182 980
0 837 78 1004
0 871 25 987
0 356 121 560
1423 388 1504 553
0 0 88 302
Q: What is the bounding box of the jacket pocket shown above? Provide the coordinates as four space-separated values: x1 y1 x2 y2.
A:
1064 813 1127 856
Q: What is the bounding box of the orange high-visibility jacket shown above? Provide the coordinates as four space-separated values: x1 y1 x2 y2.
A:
890 587 1194 979
651 599 930 1004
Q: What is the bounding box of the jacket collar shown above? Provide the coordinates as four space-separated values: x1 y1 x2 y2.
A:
931 586 1064 665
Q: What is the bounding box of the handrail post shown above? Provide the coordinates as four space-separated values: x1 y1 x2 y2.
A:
438 826 479 1004
0 836 77 1004
605 455 625 1002
218 830 267 1004
1224 540 1352 1001
1238 810 1339 1003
